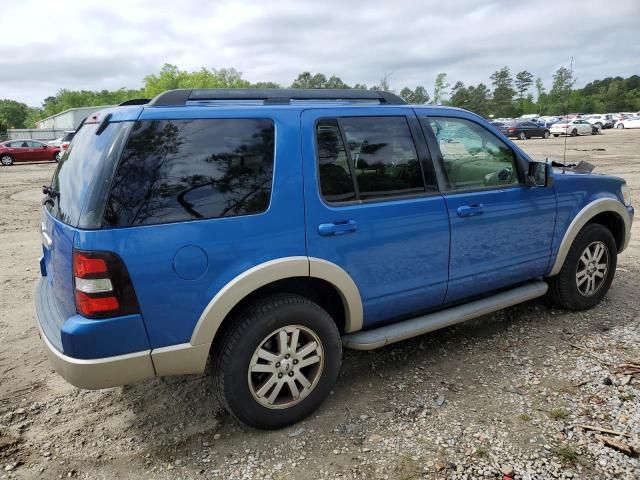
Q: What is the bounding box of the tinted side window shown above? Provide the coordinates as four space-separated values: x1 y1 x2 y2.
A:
425 116 519 191
104 119 275 227
316 119 356 202
341 117 423 200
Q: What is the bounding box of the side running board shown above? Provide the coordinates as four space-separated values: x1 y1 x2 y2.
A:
342 280 548 350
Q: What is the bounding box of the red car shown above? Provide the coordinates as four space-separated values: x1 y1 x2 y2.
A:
0 140 61 166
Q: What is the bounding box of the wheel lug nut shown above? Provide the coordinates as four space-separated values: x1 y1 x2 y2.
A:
288 371 294 377
275 362 280 368
293 359 298 365
285 354 290 359
278 373 283 378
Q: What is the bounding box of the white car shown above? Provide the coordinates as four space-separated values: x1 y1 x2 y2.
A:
550 119 594 137
615 117 640 129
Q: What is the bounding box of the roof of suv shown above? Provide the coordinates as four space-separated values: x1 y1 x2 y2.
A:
147 88 407 106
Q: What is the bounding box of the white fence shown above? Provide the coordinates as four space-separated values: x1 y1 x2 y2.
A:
6 128 70 141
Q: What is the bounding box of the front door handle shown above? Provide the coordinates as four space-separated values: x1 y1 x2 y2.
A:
318 220 358 236
457 204 484 217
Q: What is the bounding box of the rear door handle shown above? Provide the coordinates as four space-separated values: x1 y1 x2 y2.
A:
318 220 358 236
457 204 484 217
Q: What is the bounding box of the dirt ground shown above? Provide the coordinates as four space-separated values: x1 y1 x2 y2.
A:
0 129 638 479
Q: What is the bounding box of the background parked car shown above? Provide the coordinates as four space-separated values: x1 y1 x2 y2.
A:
497 121 550 139
0 140 61 165
550 119 594 137
615 117 640 129
59 131 76 154
48 137 63 147
586 114 614 129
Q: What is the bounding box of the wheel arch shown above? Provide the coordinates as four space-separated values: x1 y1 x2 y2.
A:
152 257 362 375
548 198 631 277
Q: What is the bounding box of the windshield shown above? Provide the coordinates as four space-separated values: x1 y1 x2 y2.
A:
47 122 131 227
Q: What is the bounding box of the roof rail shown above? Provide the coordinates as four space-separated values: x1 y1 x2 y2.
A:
147 88 406 106
119 98 150 106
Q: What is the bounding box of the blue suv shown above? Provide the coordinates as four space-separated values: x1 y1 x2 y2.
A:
36 89 633 429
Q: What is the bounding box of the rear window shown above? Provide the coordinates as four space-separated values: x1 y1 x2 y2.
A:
48 122 130 227
103 118 275 227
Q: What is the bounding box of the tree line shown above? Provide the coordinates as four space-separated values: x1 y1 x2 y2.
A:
1 64 639 133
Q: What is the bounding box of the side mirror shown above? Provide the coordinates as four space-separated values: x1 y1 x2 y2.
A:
526 161 553 188
42 145 48 148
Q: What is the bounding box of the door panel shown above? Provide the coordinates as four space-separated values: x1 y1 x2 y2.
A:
302 108 450 328
443 187 556 302
417 112 556 303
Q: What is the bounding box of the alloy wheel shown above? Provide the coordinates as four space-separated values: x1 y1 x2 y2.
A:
248 325 324 410
576 241 609 297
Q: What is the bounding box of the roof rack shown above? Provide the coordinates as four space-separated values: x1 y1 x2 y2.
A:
147 89 406 106
119 98 151 106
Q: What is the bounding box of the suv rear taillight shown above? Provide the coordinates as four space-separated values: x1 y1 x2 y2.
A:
73 250 139 318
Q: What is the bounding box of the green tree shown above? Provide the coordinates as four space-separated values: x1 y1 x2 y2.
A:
143 64 249 97
548 66 575 114
431 73 449 104
399 86 429 104
515 70 534 112
0 100 29 132
490 66 516 117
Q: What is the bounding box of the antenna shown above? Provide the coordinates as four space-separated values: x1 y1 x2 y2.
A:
562 56 574 170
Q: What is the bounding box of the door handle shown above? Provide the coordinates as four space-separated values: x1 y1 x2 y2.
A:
318 220 358 236
457 204 484 217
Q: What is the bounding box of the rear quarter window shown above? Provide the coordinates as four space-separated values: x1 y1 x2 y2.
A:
103 118 275 227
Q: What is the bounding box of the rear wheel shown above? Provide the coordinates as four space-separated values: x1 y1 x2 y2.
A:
53 152 61 162
570 129 578 137
518 132 527 140
0 154 14 166
548 223 617 310
616 123 624 129
543 130 551 139
212 294 342 429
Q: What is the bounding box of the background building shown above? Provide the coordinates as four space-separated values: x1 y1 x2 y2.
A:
7 106 113 141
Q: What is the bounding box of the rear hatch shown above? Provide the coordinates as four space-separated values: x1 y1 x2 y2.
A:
40 108 140 349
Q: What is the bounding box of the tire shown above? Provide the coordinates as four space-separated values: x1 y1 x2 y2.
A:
553 134 560 137
54 152 61 162
595 122 603 129
212 293 342 429
570 129 578 137
518 132 527 140
0 154 14 166
616 123 624 129
547 223 617 310
543 130 551 139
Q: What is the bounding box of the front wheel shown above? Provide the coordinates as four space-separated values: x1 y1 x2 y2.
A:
1 154 14 166
616 123 624 129
54 152 61 162
543 130 551 139
518 132 527 140
570 129 578 137
547 223 617 310
212 294 342 429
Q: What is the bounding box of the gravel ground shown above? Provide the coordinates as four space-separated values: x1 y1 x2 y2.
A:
0 129 638 479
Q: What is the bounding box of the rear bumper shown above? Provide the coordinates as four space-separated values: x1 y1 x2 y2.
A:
36 321 156 389
35 278 156 389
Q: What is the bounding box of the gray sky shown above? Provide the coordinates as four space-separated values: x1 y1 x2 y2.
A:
1 0 638 107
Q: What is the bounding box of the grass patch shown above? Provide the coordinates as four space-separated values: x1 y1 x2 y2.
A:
518 413 531 421
548 407 569 420
554 443 579 464
475 446 489 459
619 392 635 402
394 454 422 480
